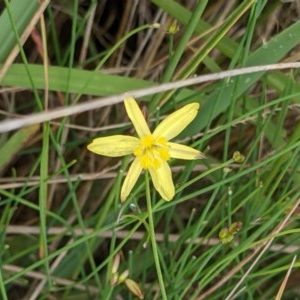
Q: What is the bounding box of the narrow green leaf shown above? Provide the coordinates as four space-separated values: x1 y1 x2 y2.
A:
0 124 39 173
0 0 39 62
1 63 153 95
189 19 300 135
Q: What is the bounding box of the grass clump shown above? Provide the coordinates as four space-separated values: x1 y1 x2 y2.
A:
0 1 300 299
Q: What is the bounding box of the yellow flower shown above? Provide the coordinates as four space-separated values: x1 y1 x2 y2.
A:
87 97 204 202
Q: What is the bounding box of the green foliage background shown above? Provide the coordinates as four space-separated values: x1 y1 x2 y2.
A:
0 0 300 299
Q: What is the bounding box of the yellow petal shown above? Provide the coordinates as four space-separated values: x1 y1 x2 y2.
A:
149 161 174 201
168 142 205 160
87 135 139 157
121 158 142 202
153 103 199 141
124 97 151 138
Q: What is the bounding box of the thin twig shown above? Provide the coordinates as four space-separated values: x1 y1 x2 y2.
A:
1 62 300 132
5 225 299 255
3 264 98 294
195 197 300 300
275 255 297 300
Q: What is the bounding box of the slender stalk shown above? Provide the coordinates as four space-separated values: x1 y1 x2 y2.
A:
145 172 168 300
0 260 8 300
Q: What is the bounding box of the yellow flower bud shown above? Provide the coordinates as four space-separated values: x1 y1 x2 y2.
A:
232 151 245 163
167 20 180 34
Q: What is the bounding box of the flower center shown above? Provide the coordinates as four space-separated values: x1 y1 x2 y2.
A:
133 135 170 169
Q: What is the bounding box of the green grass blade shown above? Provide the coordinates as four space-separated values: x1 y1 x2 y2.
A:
187 19 300 135
0 124 40 173
0 0 39 62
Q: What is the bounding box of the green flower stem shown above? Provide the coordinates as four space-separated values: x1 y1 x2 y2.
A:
145 171 168 300
0 260 8 300
97 23 158 70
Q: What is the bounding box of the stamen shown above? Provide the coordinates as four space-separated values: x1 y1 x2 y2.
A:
134 134 170 170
